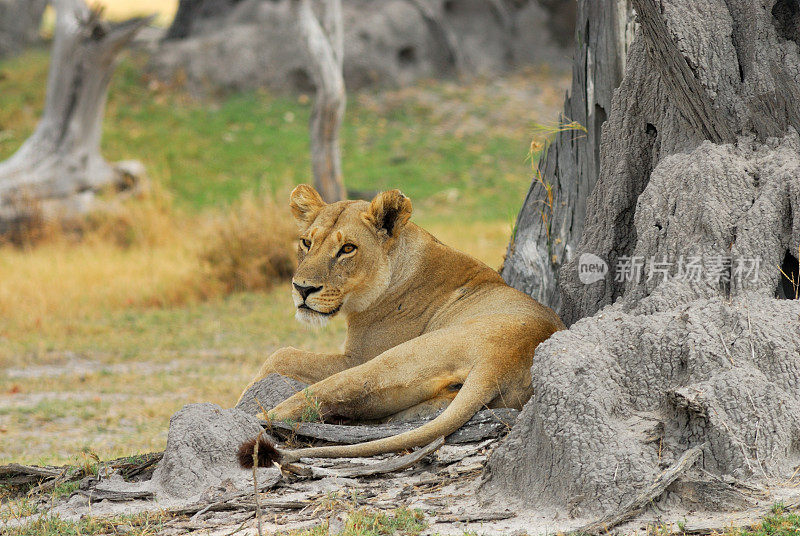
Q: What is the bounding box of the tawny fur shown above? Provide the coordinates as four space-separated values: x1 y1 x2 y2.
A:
237 185 564 461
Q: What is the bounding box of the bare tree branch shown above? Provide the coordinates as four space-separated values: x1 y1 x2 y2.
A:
0 0 150 235
292 0 346 203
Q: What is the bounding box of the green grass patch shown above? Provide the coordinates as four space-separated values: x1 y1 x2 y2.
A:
49 481 80 500
645 506 800 536
739 507 800 536
300 387 324 423
676 510 800 536
0 49 535 221
1 512 167 536
290 508 428 536
342 508 427 536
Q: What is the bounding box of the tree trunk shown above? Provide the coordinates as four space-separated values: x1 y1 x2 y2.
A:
163 0 246 41
0 0 47 58
0 0 150 237
482 0 800 521
501 0 634 314
292 0 346 203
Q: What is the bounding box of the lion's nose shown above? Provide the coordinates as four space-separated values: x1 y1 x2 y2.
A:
293 283 322 301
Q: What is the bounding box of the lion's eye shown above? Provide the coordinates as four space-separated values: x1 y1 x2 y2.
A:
338 243 357 256
301 238 311 249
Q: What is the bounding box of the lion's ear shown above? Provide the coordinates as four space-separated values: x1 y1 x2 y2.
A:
289 184 326 228
362 189 412 238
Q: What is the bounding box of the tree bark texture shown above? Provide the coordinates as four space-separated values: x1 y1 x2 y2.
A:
501 0 635 314
482 0 800 518
292 0 346 203
0 0 149 235
558 0 800 325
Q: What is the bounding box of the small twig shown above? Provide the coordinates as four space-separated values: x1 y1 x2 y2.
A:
718 332 735 366
746 307 756 362
252 431 264 536
222 515 254 536
753 420 766 478
781 465 800 487
231 499 309 509
254 396 270 417
189 502 214 522
711 406 755 473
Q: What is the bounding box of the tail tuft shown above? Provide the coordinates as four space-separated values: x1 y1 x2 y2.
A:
237 435 282 468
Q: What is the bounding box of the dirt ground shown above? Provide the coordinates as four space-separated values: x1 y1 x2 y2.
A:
7 428 800 536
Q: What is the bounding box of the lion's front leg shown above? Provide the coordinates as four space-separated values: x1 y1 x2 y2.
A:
267 329 476 422
237 347 361 405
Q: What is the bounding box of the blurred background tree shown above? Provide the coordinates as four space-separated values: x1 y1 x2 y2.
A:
0 0 48 59
0 0 150 240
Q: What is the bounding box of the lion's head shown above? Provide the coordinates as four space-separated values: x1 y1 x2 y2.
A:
288 184 413 326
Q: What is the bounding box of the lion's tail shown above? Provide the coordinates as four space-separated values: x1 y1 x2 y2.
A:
280 366 499 462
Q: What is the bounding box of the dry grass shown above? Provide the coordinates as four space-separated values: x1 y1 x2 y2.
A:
201 193 297 293
0 189 298 343
0 239 196 327
0 191 195 338
0 196 507 347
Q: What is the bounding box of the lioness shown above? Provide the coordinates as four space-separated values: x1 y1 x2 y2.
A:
238 185 564 462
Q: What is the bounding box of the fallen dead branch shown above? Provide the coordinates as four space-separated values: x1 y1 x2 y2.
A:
26 468 81 495
266 408 518 445
0 452 164 494
575 444 706 534
166 489 304 517
273 436 445 479
76 488 155 502
114 452 163 480
436 510 516 523
320 436 445 478
0 463 66 486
